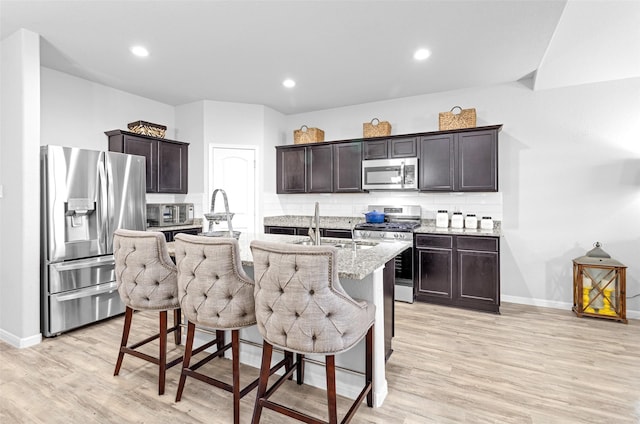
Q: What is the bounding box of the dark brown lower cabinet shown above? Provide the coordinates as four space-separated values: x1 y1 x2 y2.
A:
161 227 202 242
264 226 352 239
415 234 500 313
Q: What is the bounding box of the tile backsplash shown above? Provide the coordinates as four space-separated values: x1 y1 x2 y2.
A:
262 192 503 221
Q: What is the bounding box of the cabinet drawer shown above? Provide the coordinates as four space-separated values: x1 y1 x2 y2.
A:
456 236 498 252
415 234 453 249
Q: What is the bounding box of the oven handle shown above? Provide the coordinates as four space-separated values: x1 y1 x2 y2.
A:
400 161 405 188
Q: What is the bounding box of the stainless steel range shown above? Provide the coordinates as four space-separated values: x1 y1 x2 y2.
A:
354 205 421 303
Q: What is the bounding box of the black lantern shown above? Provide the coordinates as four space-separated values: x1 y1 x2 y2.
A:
572 242 627 323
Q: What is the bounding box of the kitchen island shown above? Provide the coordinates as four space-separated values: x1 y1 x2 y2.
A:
167 232 410 408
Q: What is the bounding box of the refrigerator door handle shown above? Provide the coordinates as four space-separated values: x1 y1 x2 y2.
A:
98 152 108 251
55 281 119 301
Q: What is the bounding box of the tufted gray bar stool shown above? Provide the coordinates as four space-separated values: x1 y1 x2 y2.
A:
249 240 375 424
112 229 183 396
174 234 279 424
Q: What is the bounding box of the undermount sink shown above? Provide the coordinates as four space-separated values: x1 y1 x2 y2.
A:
294 239 377 250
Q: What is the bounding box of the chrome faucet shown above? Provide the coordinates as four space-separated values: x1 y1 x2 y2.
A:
308 201 321 245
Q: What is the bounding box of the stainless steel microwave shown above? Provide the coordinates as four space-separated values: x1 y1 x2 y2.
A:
146 203 194 227
362 157 418 190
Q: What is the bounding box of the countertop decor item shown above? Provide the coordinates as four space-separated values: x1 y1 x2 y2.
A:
363 118 391 138
465 214 478 229
364 210 386 223
438 106 476 130
436 210 449 228
127 120 167 138
294 125 325 144
572 242 627 323
203 188 240 239
451 212 464 229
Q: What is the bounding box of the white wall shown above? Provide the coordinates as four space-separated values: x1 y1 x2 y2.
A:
0 29 42 347
40 67 175 150
269 77 640 315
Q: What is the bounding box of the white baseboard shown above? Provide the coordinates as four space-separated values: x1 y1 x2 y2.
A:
0 329 42 348
501 295 640 320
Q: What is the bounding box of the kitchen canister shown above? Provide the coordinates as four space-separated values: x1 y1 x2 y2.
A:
436 210 449 228
465 214 478 229
451 212 464 229
481 216 494 230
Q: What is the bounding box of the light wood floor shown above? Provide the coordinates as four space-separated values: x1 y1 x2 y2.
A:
1 302 639 424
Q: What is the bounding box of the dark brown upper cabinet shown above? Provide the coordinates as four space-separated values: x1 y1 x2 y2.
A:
419 127 498 192
276 141 364 194
333 141 363 192
276 146 306 193
363 136 417 160
276 125 500 194
307 144 333 193
106 130 189 194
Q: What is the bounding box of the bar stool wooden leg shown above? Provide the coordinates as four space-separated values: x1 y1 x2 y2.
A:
326 355 338 424
251 341 273 424
158 310 168 395
296 353 305 385
175 321 196 402
114 307 133 376
232 330 241 424
366 326 373 407
173 309 182 345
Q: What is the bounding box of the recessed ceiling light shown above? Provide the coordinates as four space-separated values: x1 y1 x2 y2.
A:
282 79 296 88
413 48 431 61
130 45 149 57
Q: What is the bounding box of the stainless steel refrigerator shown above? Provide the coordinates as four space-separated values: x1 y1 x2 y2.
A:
40 145 146 337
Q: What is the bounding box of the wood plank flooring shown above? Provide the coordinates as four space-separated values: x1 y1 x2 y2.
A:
1 302 638 423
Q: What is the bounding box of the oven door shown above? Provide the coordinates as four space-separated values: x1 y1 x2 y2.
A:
394 246 414 303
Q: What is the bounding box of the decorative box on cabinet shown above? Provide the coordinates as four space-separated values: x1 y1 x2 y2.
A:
419 126 499 192
106 130 189 194
415 233 500 313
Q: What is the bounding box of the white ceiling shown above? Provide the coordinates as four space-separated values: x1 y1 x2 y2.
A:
2 0 639 115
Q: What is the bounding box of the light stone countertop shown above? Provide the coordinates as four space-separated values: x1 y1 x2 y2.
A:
264 215 502 237
264 215 365 229
167 232 410 280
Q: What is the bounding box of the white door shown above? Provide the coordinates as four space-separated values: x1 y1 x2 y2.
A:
209 146 256 234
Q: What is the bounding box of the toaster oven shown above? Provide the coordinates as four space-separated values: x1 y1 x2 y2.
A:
146 203 194 227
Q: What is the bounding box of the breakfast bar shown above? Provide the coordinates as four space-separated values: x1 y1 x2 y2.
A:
168 232 410 407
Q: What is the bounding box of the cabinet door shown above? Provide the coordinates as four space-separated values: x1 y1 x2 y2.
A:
307 144 333 193
158 142 188 193
333 142 362 192
416 247 454 301
456 130 497 192
389 137 417 158
123 135 157 192
277 147 306 193
264 226 297 235
419 134 454 191
456 250 499 312
323 229 352 239
363 139 388 160
172 228 201 239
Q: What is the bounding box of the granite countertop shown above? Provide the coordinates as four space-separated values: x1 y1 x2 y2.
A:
264 215 364 230
264 215 502 237
166 232 410 280
414 224 501 237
